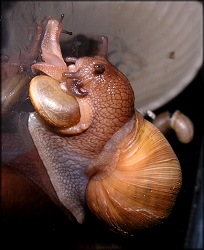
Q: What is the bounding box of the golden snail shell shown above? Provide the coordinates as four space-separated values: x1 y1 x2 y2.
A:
86 111 182 235
29 75 80 128
29 75 94 135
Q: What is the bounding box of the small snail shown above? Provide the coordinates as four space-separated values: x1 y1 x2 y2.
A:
28 15 182 235
147 110 194 144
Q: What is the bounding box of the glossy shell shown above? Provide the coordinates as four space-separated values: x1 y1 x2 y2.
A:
86 112 182 234
29 75 80 128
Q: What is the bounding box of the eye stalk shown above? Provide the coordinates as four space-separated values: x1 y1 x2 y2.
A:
94 64 105 75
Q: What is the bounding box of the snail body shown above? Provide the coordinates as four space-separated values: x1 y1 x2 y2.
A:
28 16 182 234
171 110 194 143
151 110 194 144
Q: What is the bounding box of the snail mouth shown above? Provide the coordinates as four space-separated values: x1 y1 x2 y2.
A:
62 59 88 97
63 57 96 97
66 78 88 97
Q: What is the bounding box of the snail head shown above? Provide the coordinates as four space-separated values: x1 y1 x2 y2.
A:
63 36 134 102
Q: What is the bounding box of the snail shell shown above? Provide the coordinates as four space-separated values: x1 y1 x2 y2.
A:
29 75 80 129
86 111 181 234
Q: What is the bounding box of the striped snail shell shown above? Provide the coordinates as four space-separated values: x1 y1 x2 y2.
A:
86 111 181 234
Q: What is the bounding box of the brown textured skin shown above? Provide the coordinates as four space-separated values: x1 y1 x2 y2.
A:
64 56 135 154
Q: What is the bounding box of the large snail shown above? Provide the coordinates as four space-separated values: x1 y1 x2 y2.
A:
28 15 182 235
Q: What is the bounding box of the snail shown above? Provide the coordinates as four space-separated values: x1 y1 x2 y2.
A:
28 15 182 235
147 110 194 144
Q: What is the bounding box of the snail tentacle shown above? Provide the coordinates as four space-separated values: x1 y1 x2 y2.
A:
98 36 108 58
65 57 78 63
60 14 72 35
31 15 72 81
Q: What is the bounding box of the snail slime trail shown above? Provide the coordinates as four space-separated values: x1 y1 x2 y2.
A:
28 15 182 235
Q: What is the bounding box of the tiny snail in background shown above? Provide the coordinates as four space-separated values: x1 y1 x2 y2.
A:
28 15 182 235
147 110 194 144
